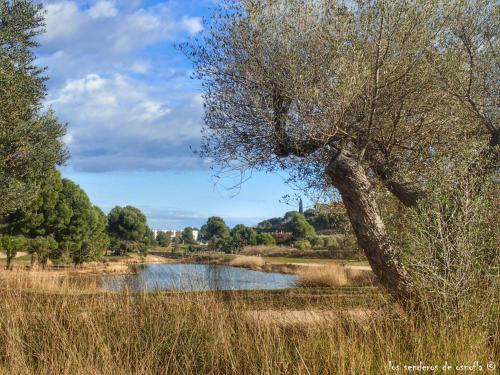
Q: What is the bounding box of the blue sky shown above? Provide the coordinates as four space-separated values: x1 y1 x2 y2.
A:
37 0 308 229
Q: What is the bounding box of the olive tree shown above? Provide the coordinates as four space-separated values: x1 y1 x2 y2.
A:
186 0 498 301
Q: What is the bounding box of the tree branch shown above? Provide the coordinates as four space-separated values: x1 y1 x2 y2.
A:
369 152 425 207
271 90 322 157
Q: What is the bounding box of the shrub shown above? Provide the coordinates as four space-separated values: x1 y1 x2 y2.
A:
309 236 323 249
255 233 276 246
229 255 265 268
297 264 375 287
293 239 311 251
397 151 499 322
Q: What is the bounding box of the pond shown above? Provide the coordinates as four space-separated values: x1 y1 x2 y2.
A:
101 263 298 292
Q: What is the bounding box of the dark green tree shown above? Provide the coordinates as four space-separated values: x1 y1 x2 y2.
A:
230 224 257 251
200 216 230 242
1 170 69 238
1 173 109 265
56 180 108 264
181 227 196 244
299 198 303 214
256 233 276 246
284 212 315 240
0 0 67 215
107 206 153 255
304 206 348 233
156 231 171 247
255 217 282 233
0 235 26 269
27 235 57 268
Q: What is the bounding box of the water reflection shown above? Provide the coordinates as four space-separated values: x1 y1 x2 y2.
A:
101 264 298 292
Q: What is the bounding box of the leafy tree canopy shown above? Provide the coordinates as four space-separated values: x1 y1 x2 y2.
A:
156 231 171 247
230 224 257 249
200 216 230 241
107 206 153 255
283 212 316 240
256 233 276 246
182 227 196 244
0 0 67 215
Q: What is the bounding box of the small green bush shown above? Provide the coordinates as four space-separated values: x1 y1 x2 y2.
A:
293 239 311 251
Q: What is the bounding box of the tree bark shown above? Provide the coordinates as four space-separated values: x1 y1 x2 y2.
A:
368 152 424 207
326 150 413 301
6 253 13 270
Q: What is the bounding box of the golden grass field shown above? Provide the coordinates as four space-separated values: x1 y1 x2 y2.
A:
0 264 497 375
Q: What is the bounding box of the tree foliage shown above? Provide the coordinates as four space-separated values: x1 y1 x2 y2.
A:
283 212 316 240
255 217 282 233
107 206 153 255
182 227 196 244
0 0 67 215
304 207 348 233
230 224 257 250
255 233 276 246
156 231 171 247
27 235 58 268
0 171 109 265
200 216 230 242
0 235 26 269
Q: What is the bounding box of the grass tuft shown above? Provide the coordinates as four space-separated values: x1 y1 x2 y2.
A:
297 264 375 287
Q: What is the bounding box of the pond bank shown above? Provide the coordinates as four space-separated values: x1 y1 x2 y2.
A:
1 254 176 277
1 252 374 292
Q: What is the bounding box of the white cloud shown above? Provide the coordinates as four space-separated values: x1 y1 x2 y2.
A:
130 61 151 74
37 1 206 172
47 73 204 171
42 1 83 41
40 1 202 57
89 1 118 19
181 16 203 35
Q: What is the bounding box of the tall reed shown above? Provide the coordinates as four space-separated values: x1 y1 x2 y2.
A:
0 277 496 375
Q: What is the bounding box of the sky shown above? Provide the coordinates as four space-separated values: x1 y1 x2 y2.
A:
37 0 307 229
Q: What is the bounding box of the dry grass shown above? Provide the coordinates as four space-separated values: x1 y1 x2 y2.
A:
240 245 295 256
228 255 265 268
261 263 301 274
0 270 102 294
297 264 375 287
0 281 496 375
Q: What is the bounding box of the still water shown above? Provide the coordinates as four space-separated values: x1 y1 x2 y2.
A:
101 263 298 292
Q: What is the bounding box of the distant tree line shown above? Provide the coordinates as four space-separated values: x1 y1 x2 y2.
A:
189 203 350 254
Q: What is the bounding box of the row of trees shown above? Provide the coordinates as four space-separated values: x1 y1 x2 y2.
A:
198 217 275 253
154 205 350 254
195 208 346 253
1 170 109 268
0 169 154 268
257 206 348 235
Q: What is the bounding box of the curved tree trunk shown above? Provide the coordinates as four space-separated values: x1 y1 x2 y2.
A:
326 150 413 302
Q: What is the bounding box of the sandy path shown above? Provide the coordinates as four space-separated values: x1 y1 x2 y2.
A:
286 262 372 271
245 308 376 325
0 251 28 259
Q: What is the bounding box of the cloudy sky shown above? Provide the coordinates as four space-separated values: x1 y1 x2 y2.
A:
38 0 305 229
